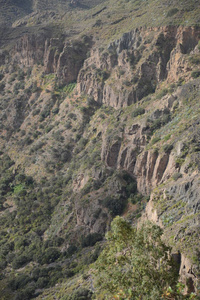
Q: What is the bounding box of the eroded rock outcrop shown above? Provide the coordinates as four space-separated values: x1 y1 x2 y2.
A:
140 175 200 293
9 33 91 85
77 26 200 108
12 33 46 66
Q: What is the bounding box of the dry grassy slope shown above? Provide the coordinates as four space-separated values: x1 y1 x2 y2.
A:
0 0 200 47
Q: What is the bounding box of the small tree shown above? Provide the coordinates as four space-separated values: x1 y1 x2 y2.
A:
93 217 179 299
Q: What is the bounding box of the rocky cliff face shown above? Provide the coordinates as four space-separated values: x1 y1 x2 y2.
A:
0 16 200 297
77 26 200 108
44 36 92 85
2 32 91 86
12 34 46 67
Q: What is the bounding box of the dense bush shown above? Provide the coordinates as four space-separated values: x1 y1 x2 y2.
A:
17 69 25 81
167 8 179 17
163 143 173 153
22 136 33 146
81 180 93 195
191 70 200 78
102 196 126 216
36 277 49 288
68 113 77 120
40 108 50 120
151 136 161 145
32 108 40 116
157 88 168 99
13 82 25 93
81 233 103 247
148 113 170 132
9 274 31 290
0 82 5 92
132 107 145 117
14 285 35 300
125 181 137 196
12 255 29 269
94 217 180 299
65 288 93 300
31 81 39 93
131 193 143 204
52 107 59 114
172 172 182 181
65 245 77 257
0 73 4 81
41 247 61 264
189 55 200 65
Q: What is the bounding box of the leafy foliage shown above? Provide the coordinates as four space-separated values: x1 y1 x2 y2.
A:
81 233 103 247
102 196 126 217
132 107 145 118
93 217 180 299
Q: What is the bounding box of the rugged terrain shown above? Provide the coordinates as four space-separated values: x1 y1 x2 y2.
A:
0 0 200 299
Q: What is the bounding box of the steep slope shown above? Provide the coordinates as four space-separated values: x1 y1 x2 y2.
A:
0 0 200 299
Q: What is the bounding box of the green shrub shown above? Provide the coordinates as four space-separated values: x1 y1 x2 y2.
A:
191 70 200 78
65 121 72 129
36 277 49 289
94 217 180 299
150 119 162 131
40 108 50 120
189 55 200 64
0 82 5 92
102 196 126 216
60 151 71 162
53 130 64 142
126 181 137 196
46 125 53 133
167 8 179 17
163 134 171 141
118 68 125 76
14 284 35 300
175 158 185 168
0 73 4 81
12 255 29 269
123 80 132 87
132 107 145 117
149 113 170 132
31 81 39 93
81 233 103 247
132 76 139 83
42 247 61 264
20 129 26 136
172 172 182 181
93 208 102 218
64 269 75 278
68 113 77 120
30 141 45 153
151 136 161 145
52 107 59 114
13 82 25 93
32 108 40 116
17 69 25 81
157 88 168 99
93 19 102 27
163 144 173 153
81 180 93 195
9 274 31 290
131 193 143 204
13 184 25 194
22 136 33 145
65 245 77 257
66 288 93 300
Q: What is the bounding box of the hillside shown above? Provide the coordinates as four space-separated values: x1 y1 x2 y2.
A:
0 0 200 299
